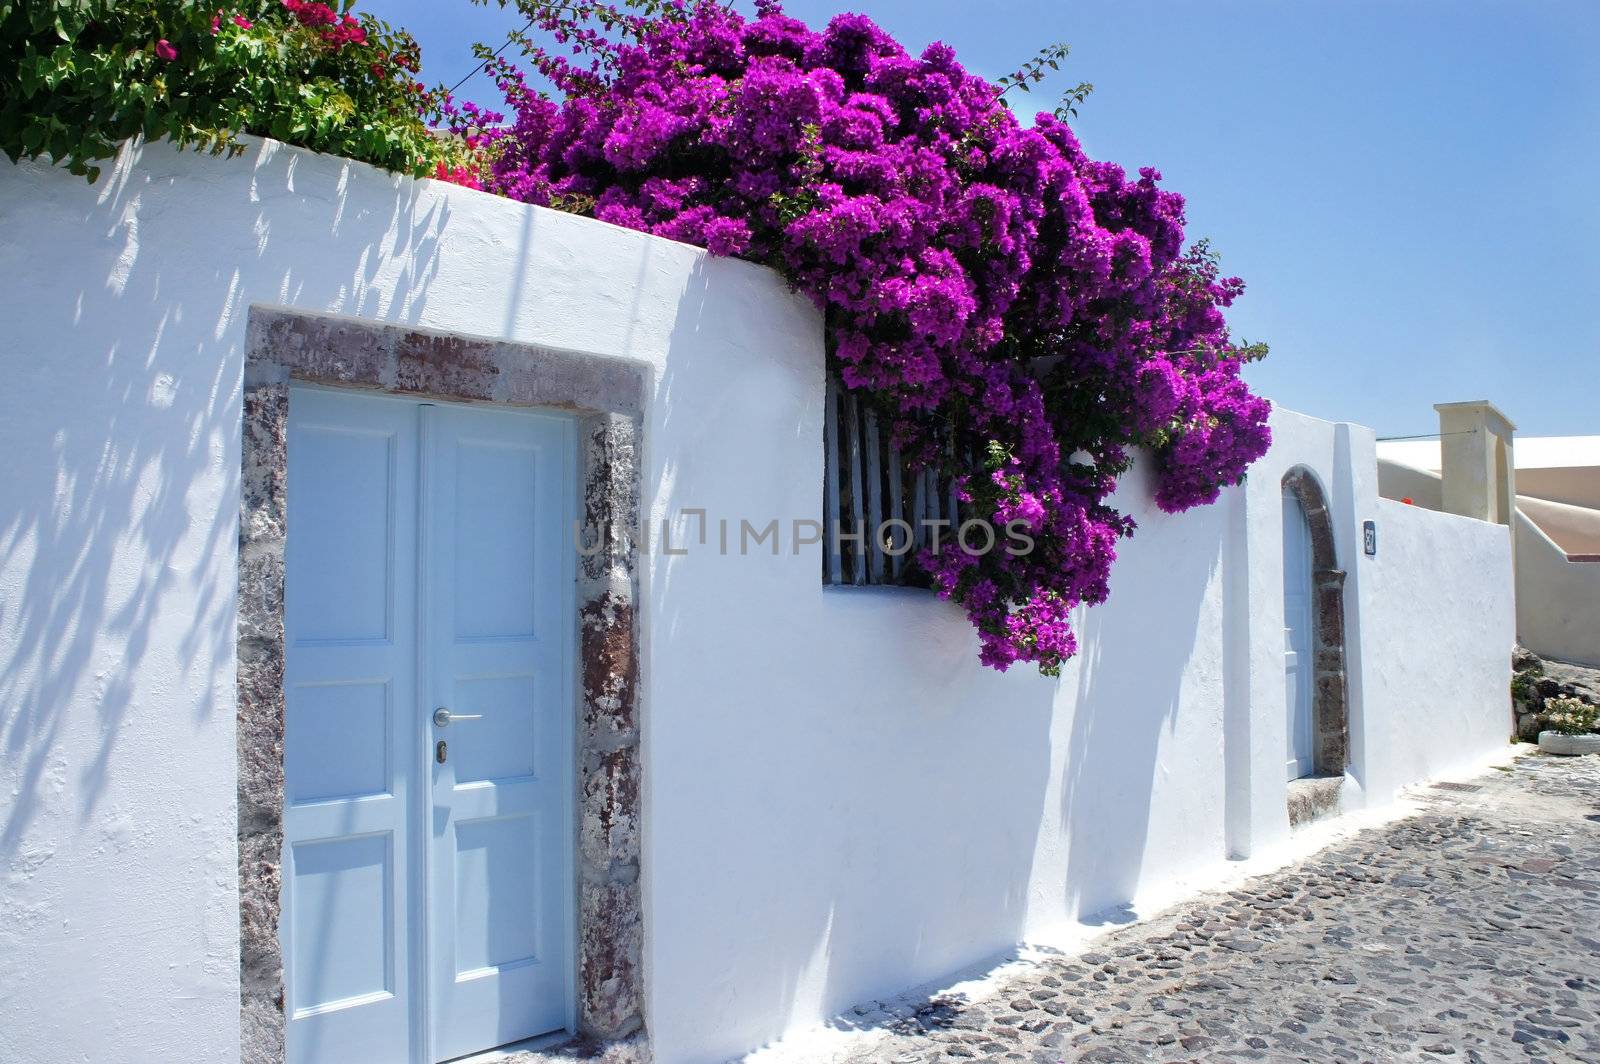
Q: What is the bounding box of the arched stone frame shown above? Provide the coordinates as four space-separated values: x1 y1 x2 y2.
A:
1281 466 1350 776
236 309 647 1061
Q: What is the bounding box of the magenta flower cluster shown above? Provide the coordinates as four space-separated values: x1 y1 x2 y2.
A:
283 0 368 47
472 0 1272 675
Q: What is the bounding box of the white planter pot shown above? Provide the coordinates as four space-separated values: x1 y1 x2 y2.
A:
1538 730 1600 756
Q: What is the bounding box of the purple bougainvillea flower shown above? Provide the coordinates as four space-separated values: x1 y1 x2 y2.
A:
155 39 178 61
454 0 1272 675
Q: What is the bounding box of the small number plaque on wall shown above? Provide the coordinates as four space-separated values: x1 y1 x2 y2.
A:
1363 520 1377 556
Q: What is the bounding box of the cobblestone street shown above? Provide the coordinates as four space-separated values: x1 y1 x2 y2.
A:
797 753 1600 1064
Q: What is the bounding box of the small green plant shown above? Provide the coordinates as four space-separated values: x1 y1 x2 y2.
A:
1 0 479 182
1543 696 1598 736
1510 657 1543 704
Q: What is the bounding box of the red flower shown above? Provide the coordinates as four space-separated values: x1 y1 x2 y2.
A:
283 0 337 28
433 162 482 191
1402 497 1414 505
317 14 368 49
155 39 178 61
233 15 253 29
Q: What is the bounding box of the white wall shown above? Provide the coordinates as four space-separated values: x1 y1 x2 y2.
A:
1518 463 1600 511
1378 456 1444 510
1513 512 1600 667
1266 421 1514 802
1381 451 1600 556
1516 494 1600 555
0 136 812 1064
645 451 1243 1060
0 141 1515 1064
1378 458 1599 666
1365 500 1515 781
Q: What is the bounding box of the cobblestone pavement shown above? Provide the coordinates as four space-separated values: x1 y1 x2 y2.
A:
806 753 1600 1064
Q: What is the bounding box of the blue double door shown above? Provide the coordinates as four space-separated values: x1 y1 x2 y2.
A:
282 387 576 1063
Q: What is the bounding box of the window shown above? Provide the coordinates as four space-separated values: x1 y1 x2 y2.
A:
821 376 962 587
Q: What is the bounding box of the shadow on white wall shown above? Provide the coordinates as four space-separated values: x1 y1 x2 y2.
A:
0 139 451 988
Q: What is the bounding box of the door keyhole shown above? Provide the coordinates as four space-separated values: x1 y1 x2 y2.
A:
436 739 448 764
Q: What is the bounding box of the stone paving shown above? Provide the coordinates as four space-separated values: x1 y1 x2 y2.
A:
801 752 1600 1064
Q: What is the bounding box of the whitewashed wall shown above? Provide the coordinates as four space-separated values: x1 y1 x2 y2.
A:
1378 458 1598 667
0 141 1513 1064
1366 500 1514 783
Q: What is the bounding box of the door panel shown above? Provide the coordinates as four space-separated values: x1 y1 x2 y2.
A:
454 813 544 972
285 680 390 803
288 833 394 1010
285 389 574 1064
425 404 575 1063
284 389 418 1064
451 438 544 640
287 420 399 643
1282 491 1316 781
448 674 540 784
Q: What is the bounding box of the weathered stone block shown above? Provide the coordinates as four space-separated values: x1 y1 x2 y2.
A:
581 413 641 585
582 592 638 748
581 880 645 1040
1314 585 1346 647
394 330 500 400
248 309 395 387
581 744 641 872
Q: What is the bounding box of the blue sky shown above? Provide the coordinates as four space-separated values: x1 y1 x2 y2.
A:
368 0 1599 439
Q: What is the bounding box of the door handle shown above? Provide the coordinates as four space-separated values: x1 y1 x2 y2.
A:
433 707 483 728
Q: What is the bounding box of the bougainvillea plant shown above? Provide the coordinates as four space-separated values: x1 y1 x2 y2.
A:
462 0 1272 675
3 0 1271 677
0 0 478 182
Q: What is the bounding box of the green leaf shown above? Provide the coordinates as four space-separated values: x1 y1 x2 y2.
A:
19 119 44 152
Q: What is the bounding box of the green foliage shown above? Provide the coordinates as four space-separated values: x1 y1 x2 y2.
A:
0 0 472 182
1510 656 1543 704
767 122 823 228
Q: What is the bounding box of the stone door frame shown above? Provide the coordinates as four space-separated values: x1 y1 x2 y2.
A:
236 308 646 1062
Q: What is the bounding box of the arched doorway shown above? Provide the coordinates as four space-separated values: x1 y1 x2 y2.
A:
1280 468 1350 779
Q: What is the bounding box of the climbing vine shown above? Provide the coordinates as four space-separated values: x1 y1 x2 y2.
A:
460 0 1273 674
